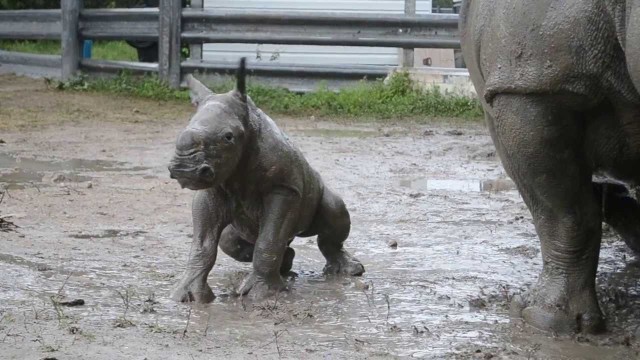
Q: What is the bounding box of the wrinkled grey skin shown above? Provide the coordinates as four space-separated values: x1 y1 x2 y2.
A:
168 59 364 302
460 0 640 334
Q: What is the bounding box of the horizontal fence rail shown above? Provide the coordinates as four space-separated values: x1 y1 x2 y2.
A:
81 58 158 74
181 60 390 78
0 50 60 67
0 50 61 79
81 9 159 41
0 10 61 40
0 1 463 90
181 10 460 48
77 9 460 48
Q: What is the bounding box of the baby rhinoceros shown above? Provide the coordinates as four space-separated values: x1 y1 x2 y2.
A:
168 58 365 302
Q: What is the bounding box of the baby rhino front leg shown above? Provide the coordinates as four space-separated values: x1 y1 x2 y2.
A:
171 190 227 303
237 191 299 299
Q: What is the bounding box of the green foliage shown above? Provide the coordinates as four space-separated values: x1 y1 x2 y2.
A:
0 1 146 9
0 40 60 54
0 0 187 9
55 71 482 120
52 72 190 102
433 0 454 7
0 40 137 61
0 0 57 9
90 73 190 100
91 41 138 61
247 71 482 119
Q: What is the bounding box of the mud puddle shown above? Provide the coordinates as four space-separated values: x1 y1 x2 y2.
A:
399 178 517 192
0 152 148 188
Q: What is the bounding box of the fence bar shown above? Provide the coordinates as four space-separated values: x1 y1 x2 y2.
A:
0 10 61 40
180 10 459 27
80 9 158 41
188 0 203 61
81 58 158 74
181 33 459 49
0 50 61 68
159 0 182 88
182 59 389 78
61 0 82 80
180 11 460 48
402 0 416 68
79 9 459 46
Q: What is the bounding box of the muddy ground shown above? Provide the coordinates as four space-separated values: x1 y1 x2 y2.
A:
0 74 639 359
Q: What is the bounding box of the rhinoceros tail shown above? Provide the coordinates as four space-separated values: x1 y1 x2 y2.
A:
236 57 247 103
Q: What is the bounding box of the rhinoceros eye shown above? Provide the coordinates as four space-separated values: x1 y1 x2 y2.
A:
224 132 234 142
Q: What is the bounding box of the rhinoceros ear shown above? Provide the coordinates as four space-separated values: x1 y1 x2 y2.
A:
234 57 247 104
185 74 213 106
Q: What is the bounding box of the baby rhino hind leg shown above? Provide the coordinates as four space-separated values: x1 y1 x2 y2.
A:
311 188 365 276
219 225 295 275
596 182 640 254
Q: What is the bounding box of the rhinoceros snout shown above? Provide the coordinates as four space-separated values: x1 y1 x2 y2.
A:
168 165 177 179
168 162 216 190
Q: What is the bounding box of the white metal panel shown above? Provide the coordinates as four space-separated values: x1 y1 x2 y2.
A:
204 44 400 66
204 0 433 14
202 0 432 67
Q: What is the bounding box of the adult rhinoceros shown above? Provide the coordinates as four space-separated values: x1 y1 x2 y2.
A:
460 0 640 334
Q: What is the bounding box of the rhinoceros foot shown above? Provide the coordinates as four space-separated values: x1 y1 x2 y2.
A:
510 277 604 334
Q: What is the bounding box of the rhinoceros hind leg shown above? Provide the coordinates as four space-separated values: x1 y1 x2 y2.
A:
310 188 365 276
491 94 604 334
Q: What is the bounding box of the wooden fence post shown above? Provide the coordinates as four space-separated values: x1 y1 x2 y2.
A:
401 0 416 68
189 0 203 61
61 0 82 80
159 0 182 88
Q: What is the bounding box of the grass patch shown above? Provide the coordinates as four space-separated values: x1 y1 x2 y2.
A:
249 73 483 119
55 73 191 101
55 71 483 120
0 40 137 61
0 39 60 55
91 40 138 61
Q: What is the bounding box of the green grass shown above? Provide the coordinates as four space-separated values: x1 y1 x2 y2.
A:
0 40 137 61
0 39 60 55
61 73 191 102
248 73 483 119
55 71 483 120
2 39 482 120
90 41 137 61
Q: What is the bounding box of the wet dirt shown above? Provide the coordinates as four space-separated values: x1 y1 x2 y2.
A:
1 74 639 359
0 152 148 189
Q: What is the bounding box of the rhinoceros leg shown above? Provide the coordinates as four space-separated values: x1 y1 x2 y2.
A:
596 182 640 254
219 225 254 262
236 191 302 299
219 224 296 275
312 188 365 276
171 190 228 304
489 94 604 334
